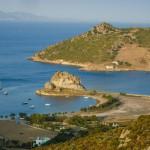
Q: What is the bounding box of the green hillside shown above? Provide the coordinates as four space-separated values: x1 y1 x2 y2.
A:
34 115 150 150
35 23 139 64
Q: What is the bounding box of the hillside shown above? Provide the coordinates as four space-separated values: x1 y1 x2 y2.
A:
34 115 150 150
31 23 150 71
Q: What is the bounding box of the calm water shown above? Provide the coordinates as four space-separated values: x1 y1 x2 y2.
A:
0 22 150 115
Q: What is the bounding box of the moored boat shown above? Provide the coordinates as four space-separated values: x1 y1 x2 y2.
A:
3 91 8 95
29 105 35 109
84 96 89 99
45 103 51 107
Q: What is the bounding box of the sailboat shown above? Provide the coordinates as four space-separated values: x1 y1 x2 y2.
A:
0 82 8 95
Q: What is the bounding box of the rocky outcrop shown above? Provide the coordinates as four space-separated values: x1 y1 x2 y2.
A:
44 71 86 91
91 22 119 34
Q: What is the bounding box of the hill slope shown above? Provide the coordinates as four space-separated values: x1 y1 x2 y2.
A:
32 23 150 71
34 115 150 150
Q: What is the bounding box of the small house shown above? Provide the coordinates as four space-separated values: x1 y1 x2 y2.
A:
105 65 114 70
33 137 50 147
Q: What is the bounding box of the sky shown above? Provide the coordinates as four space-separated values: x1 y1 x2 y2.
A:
0 0 150 23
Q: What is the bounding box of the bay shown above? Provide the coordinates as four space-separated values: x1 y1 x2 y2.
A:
0 21 150 115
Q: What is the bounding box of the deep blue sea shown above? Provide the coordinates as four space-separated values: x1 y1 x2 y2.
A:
0 21 150 115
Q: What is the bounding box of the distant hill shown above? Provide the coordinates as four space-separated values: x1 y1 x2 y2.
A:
0 11 48 22
34 115 150 150
32 22 150 71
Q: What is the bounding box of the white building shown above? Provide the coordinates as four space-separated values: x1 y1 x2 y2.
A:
33 137 50 147
105 65 114 70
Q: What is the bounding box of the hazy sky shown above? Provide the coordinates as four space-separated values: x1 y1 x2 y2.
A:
0 0 150 23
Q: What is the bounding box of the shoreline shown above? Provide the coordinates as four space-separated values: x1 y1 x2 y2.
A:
75 93 150 121
29 56 150 72
36 88 150 121
36 89 108 105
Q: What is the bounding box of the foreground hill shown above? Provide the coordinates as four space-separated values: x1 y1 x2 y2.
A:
32 23 150 71
34 115 150 150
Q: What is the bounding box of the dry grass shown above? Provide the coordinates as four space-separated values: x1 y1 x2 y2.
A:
115 44 150 69
0 120 56 142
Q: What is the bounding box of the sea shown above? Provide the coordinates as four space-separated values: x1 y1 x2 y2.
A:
0 21 150 116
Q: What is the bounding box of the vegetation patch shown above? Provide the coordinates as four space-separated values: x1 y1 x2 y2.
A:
81 95 121 112
134 29 150 48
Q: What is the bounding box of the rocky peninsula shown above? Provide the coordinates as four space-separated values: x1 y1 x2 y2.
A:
31 22 150 72
36 71 112 108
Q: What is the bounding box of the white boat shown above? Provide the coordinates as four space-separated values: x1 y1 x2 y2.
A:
45 103 51 107
3 91 8 95
29 105 35 109
84 96 89 99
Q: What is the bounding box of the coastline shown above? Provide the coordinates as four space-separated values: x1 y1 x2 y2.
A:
29 56 150 72
36 88 150 121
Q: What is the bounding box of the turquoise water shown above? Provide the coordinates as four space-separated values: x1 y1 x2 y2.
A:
0 22 150 115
